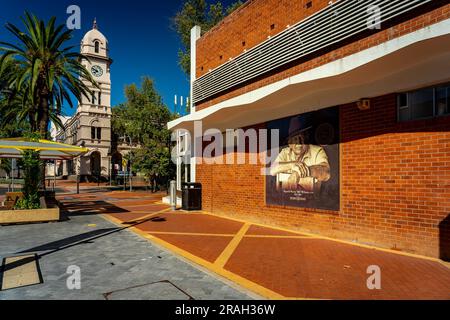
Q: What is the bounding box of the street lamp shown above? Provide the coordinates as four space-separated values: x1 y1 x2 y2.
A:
107 147 112 187
121 135 133 192
76 141 85 194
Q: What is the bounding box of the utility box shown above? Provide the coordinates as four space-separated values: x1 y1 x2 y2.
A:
182 183 202 211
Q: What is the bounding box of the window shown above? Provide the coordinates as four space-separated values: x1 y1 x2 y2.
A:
98 92 102 105
94 41 100 53
398 83 450 122
91 92 96 104
436 86 450 116
91 126 102 140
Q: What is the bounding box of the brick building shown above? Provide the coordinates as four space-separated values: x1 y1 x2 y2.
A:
168 0 450 259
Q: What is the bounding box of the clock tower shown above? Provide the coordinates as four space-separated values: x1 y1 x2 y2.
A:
73 19 113 179
79 19 112 112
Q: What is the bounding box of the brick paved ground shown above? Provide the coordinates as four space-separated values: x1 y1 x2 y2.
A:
0 186 253 300
69 189 449 300
2 184 450 300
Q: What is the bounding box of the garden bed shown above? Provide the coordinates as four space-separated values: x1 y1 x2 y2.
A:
0 194 60 225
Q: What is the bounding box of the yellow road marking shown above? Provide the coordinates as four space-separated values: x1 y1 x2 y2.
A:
244 235 311 239
146 231 234 237
198 210 447 264
214 223 250 268
144 232 311 239
101 214 317 300
121 208 172 224
118 203 168 208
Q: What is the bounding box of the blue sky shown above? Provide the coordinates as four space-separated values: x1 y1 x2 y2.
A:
0 0 231 116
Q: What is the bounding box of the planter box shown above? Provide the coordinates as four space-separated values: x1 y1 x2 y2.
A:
0 197 60 225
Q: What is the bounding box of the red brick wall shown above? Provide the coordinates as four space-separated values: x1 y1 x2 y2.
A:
197 93 450 258
195 1 450 111
196 0 332 77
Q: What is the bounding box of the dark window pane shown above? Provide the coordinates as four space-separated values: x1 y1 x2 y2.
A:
398 93 410 122
409 88 434 119
436 86 449 116
398 93 408 107
97 127 102 140
91 127 95 140
399 107 410 122
98 92 102 105
95 41 99 53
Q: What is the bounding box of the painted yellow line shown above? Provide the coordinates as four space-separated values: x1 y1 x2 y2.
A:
437 260 450 270
121 208 172 224
168 212 204 215
146 231 234 237
101 214 313 300
117 203 168 208
244 235 312 239
214 223 250 268
198 211 446 264
143 232 312 240
103 214 126 226
141 231 285 299
285 297 328 300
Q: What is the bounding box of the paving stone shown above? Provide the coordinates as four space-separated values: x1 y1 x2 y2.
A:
0 213 251 300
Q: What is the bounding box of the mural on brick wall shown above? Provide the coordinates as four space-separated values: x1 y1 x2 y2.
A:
266 106 340 211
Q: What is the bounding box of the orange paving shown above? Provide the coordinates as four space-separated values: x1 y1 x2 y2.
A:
57 190 450 300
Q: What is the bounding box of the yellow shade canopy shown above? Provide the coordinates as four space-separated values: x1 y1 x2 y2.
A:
0 138 88 160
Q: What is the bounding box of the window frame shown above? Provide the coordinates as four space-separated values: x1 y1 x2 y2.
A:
397 83 450 122
97 127 102 140
91 127 96 140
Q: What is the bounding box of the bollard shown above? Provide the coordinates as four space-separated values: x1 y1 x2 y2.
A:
170 180 177 210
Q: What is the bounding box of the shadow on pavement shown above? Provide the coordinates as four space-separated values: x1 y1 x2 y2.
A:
60 200 129 216
4 214 168 272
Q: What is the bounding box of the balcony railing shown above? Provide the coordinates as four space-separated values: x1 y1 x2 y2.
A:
192 0 433 104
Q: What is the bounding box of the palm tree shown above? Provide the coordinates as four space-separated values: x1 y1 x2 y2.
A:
0 12 97 138
0 56 32 136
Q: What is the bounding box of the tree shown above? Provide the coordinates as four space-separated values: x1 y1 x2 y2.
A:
15 149 41 209
112 77 176 191
0 12 97 138
0 56 31 137
173 0 243 76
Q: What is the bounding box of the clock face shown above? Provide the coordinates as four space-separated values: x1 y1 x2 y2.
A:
91 65 103 77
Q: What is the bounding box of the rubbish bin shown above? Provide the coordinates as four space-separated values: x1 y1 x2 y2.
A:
182 182 202 211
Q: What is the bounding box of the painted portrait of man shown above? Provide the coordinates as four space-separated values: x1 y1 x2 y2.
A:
266 107 340 211
270 116 331 193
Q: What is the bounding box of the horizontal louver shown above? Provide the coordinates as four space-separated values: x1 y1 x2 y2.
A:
193 0 433 104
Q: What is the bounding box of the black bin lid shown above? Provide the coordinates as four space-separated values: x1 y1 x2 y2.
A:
182 182 202 189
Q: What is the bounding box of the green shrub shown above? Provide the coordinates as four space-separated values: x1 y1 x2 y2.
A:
15 195 41 210
14 148 41 209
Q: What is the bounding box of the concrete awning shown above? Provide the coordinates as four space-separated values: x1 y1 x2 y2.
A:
169 20 450 132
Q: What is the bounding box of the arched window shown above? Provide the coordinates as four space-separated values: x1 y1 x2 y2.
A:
94 41 100 53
